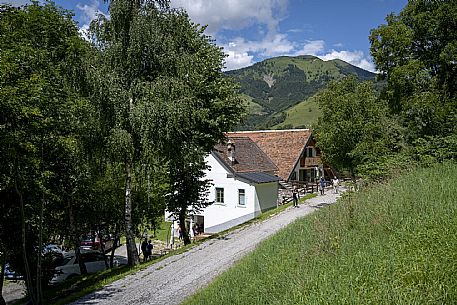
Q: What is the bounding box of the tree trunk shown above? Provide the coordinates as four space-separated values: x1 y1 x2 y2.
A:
69 203 87 275
109 238 119 269
15 180 37 305
99 233 109 269
35 137 44 304
35 194 44 305
109 224 119 268
124 161 139 266
179 209 191 245
0 254 6 305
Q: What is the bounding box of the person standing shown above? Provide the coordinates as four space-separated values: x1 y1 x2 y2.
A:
292 188 299 207
319 176 326 195
141 238 148 262
332 176 339 193
145 240 153 261
177 223 183 240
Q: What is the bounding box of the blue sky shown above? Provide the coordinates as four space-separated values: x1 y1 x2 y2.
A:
2 0 407 71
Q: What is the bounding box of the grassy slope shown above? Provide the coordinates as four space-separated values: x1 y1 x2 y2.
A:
259 56 342 81
184 163 457 305
241 93 266 115
273 96 322 129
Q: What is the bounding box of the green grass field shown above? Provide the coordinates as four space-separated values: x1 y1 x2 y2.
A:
274 96 321 129
184 163 457 304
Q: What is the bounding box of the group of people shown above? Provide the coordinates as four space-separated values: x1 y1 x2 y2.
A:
174 222 202 242
319 176 339 195
176 222 202 239
292 176 340 206
141 238 154 262
192 223 202 236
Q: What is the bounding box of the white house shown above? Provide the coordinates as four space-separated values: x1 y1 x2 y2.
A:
200 137 279 233
171 136 279 234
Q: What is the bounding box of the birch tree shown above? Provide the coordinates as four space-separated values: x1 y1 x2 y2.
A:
90 0 244 252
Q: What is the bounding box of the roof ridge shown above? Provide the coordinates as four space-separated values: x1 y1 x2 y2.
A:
228 129 310 133
225 136 252 139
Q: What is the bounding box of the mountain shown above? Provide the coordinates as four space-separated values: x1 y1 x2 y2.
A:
225 55 376 130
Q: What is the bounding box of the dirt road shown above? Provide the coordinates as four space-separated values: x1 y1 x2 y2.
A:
71 191 343 305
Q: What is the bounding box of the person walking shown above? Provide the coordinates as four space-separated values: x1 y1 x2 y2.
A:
292 188 299 207
319 176 326 195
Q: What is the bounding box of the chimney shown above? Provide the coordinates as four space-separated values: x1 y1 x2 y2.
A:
227 140 236 165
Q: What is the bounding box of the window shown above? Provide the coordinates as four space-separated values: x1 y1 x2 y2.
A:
307 147 313 157
216 187 224 203
238 189 246 206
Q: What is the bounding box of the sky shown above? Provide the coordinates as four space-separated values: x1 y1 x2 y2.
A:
1 0 408 72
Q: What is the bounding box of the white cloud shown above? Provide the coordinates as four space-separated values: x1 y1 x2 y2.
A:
170 0 298 71
259 34 295 56
224 50 254 71
293 40 325 56
170 0 288 36
318 50 375 72
76 0 107 40
292 40 375 72
0 0 30 6
287 28 303 33
222 34 295 70
76 0 103 23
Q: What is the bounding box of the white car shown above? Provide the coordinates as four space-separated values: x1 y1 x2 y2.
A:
49 250 128 285
43 244 64 255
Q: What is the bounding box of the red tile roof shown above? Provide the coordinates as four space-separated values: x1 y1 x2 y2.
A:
213 137 278 174
227 129 312 180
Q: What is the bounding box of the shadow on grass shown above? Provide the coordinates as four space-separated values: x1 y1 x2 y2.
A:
311 201 333 209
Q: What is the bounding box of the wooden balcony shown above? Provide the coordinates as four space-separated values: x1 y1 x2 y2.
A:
300 157 321 167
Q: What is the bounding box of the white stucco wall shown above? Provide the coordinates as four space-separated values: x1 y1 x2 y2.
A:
203 153 278 233
165 153 279 233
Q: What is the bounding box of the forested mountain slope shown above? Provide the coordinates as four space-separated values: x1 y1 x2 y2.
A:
225 55 376 130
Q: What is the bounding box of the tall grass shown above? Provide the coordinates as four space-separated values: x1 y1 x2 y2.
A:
184 163 457 304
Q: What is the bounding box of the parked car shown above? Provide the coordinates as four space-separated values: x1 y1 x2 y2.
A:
4 263 24 281
4 245 62 282
42 243 64 255
80 234 115 252
49 250 127 285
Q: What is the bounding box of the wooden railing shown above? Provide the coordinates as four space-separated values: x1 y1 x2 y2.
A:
304 157 321 167
289 180 319 194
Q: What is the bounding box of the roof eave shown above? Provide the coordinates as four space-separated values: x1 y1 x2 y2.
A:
210 151 235 174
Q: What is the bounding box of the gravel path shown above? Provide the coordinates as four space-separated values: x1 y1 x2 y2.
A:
71 190 343 305
2 280 26 305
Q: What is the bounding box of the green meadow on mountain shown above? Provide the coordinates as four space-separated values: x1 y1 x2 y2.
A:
226 55 376 130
